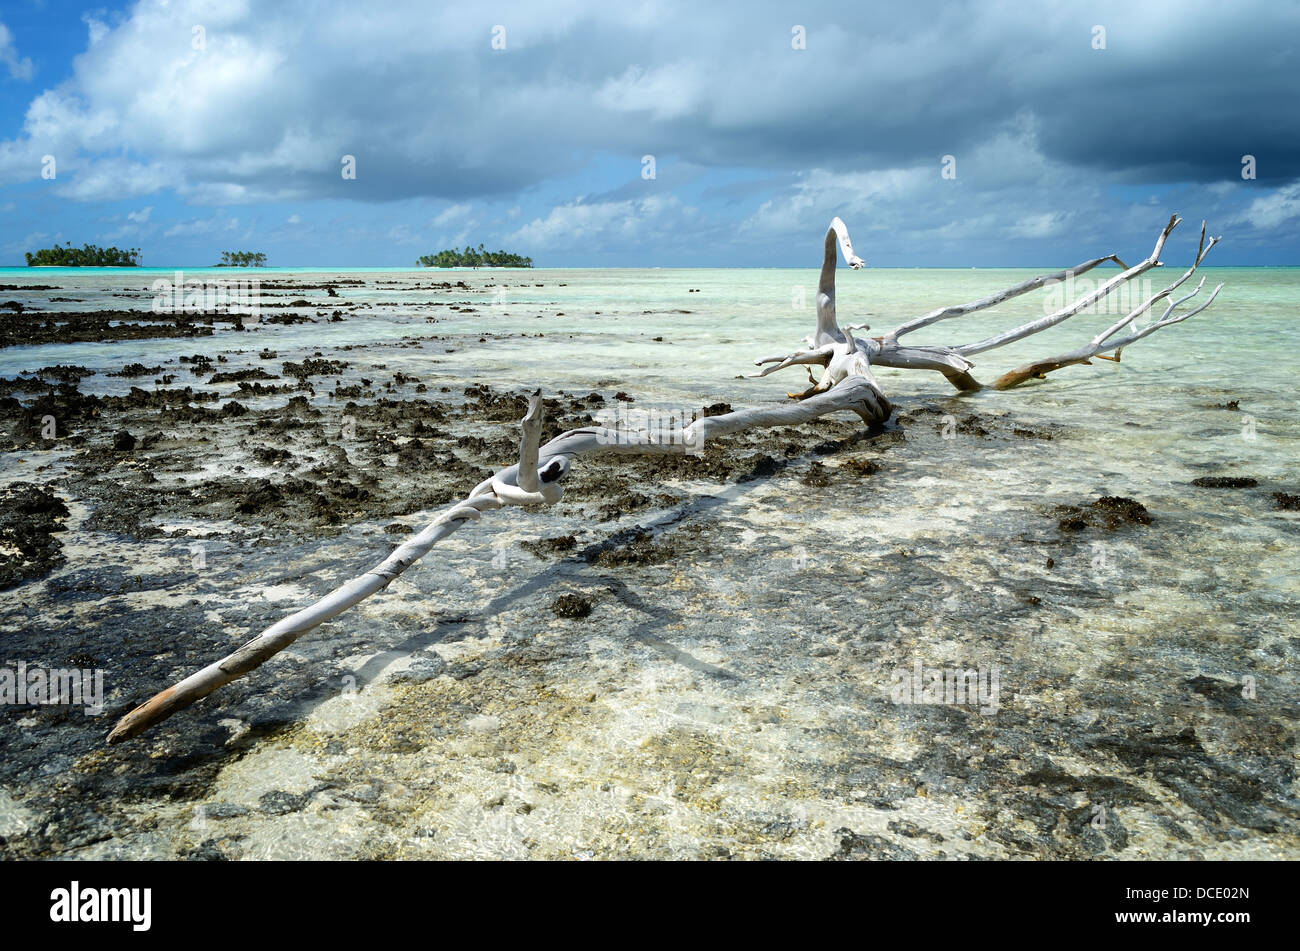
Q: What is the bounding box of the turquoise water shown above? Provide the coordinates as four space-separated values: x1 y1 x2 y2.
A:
5 263 1296 500
3 265 1297 403
4 265 1298 500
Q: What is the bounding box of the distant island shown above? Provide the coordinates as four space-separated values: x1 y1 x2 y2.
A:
215 251 268 267
25 243 141 267
418 244 532 268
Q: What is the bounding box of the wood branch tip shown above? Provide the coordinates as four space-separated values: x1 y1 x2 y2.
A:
106 721 137 745
523 389 545 422
106 696 161 744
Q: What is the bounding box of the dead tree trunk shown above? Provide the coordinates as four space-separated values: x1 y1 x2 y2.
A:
108 214 1221 745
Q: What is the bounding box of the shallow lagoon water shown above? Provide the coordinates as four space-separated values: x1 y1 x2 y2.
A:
0 264 1296 859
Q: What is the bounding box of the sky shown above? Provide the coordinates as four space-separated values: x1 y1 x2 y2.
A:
0 0 1297 267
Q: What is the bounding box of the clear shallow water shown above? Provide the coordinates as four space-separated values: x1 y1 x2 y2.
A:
5 265 1296 407
1 265 1297 859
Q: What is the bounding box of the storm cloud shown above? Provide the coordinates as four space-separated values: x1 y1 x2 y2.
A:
0 0 1296 265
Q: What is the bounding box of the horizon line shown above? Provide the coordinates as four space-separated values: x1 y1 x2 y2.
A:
1 263 1293 272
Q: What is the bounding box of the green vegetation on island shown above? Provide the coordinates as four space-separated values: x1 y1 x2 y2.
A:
216 251 268 267
417 244 533 268
25 243 142 267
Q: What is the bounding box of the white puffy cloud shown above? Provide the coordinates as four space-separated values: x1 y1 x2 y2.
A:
164 215 241 238
52 158 177 201
1231 181 1300 230
431 203 473 227
507 194 699 252
0 22 33 80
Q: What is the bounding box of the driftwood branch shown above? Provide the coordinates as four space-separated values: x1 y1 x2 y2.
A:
884 252 1128 343
953 214 1182 357
991 222 1222 389
108 213 1220 744
107 380 888 743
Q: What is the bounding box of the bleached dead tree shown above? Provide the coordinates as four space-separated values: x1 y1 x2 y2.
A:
107 214 1221 744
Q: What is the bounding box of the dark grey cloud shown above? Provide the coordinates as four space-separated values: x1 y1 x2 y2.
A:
5 0 1294 204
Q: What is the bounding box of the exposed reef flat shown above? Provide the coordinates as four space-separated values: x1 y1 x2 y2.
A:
0 270 1296 860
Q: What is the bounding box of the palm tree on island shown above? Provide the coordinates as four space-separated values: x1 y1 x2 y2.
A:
216 251 268 267
417 243 532 267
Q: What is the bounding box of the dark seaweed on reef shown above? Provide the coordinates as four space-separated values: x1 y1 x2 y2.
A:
282 358 348 379
209 368 278 384
0 310 240 348
1056 496 1152 532
521 534 581 557
101 386 220 410
801 461 832 486
20 386 533 542
0 483 69 590
0 383 103 447
108 363 163 378
32 365 92 382
550 593 593 619
581 523 722 568
1192 476 1258 489
829 829 919 861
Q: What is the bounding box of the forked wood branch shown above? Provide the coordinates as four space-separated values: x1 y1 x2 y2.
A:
108 214 1220 744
